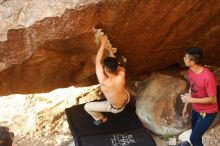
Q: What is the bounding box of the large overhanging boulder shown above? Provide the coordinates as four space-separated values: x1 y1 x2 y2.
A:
0 0 220 95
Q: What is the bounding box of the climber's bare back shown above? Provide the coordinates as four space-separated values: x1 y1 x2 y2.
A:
100 67 129 108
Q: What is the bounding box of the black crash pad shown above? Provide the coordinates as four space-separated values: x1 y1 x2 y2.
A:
65 103 156 146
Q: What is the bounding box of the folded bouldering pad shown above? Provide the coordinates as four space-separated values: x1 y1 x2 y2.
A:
65 103 156 146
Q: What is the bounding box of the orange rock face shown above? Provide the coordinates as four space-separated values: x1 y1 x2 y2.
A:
0 1 220 95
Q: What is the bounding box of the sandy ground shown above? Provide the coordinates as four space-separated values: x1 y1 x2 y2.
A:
0 85 219 146
0 85 101 146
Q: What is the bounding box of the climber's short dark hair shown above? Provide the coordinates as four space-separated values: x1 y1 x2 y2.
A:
103 57 118 73
186 47 203 65
0 126 13 146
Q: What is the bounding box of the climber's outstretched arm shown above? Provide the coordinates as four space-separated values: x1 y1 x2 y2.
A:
96 35 107 84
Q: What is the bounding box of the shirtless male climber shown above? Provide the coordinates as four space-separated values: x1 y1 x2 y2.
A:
84 35 130 125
